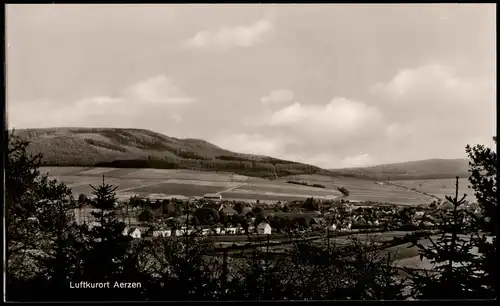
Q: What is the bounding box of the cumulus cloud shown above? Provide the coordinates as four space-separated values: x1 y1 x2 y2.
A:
268 98 385 142
371 63 494 111
124 75 194 104
274 152 375 169
238 62 495 168
372 63 496 161
261 89 294 106
186 19 273 50
210 133 285 157
8 75 193 129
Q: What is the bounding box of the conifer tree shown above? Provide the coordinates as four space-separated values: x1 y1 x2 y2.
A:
465 139 497 298
406 177 480 299
78 177 143 300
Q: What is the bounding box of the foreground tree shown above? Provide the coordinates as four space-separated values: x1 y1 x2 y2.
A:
407 139 497 299
6 133 81 301
465 139 498 298
77 179 145 300
140 235 220 300
406 177 478 299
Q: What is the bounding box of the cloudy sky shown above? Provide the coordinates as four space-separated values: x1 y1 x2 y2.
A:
6 4 496 168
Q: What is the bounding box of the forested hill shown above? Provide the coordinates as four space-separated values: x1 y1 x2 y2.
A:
329 159 470 181
12 127 331 178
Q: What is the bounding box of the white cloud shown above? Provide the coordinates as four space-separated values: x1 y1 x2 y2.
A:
261 89 294 105
372 63 496 162
371 63 494 110
268 98 384 142
8 75 193 129
210 133 286 157
124 75 194 104
186 19 273 50
276 152 375 169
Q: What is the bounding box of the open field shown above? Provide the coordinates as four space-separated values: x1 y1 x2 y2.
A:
282 174 435 205
389 178 476 202
39 167 445 204
40 167 341 202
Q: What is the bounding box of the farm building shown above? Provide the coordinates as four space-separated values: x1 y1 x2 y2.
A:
221 206 237 216
225 227 238 235
201 228 212 236
203 203 224 211
257 222 272 235
123 227 142 239
152 230 172 238
204 193 222 201
175 228 195 236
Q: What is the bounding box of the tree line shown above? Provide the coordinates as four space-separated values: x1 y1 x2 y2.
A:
95 157 321 178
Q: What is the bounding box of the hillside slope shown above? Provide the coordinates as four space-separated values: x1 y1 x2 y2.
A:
12 127 330 178
329 159 470 180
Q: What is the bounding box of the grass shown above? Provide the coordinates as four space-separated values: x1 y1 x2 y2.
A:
41 167 343 202
283 174 435 205
235 183 342 195
389 178 476 202
45 167 462 205
132 183 225 197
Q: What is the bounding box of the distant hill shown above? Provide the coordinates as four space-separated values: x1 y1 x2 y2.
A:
329 159 470 181
11 127 331 179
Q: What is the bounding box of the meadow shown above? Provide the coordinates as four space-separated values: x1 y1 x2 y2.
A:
40 167 342 202
39 167 442 205
282 174 435 205
389 178 476 202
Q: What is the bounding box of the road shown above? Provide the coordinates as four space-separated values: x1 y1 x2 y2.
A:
115 180 169 193
216 183 247 195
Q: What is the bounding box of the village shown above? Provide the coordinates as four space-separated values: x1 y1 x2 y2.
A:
73 192 481 241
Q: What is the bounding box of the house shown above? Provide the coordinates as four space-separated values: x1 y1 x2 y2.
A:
257 222 272 235
123 227 142 239
201 228 211 236
226 227 238 235
203 193 222 201
415 211 425 218
122 227 130 236
329 224 337 231
222 207 237 216
248 226 256 234
153 229 172 238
